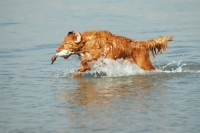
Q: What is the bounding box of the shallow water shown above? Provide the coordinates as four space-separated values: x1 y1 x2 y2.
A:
1 0 200 133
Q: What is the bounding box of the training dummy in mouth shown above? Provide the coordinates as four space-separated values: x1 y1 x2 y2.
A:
51 50 74 64
51 50 87 64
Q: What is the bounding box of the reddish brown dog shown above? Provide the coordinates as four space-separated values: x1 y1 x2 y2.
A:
53 30 173 76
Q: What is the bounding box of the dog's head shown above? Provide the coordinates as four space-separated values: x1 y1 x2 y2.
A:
56 31 82 53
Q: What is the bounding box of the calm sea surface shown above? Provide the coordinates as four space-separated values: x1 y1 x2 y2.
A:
0 0 200 133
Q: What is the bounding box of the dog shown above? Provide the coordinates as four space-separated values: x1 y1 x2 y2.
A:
52 30 173 76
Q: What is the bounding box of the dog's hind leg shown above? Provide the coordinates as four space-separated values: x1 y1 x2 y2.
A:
132 48 156 71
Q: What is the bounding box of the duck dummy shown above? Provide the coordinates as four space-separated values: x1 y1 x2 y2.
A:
51 50 74 64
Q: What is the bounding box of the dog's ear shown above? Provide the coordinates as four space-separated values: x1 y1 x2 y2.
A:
74 32 81 43
68 30 74 35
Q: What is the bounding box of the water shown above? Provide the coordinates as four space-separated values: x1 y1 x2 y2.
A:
0 0 200 133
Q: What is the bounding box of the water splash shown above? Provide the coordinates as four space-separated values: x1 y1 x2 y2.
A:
50 57 199 78
52 69 75 78
86 57 146 77
156 59 187 73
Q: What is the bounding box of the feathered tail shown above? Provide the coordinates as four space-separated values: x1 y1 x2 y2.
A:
131 35 173 57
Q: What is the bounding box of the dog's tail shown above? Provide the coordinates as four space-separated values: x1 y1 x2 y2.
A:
131 35 173 57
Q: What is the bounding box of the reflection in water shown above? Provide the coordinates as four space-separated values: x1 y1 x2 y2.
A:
56 75 162 108
53 74 171 131
53 74 170 131
54 74 171 132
